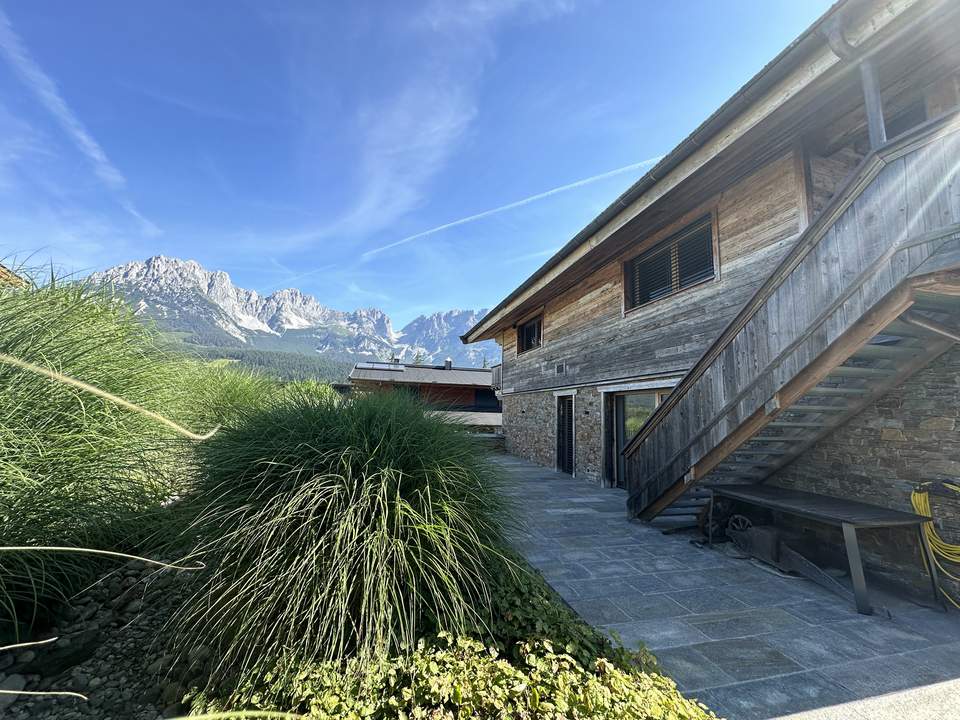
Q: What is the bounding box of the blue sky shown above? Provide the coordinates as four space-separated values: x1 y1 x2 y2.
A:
0 0 832 325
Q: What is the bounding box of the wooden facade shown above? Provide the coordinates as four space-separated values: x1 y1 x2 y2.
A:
464 0 960 500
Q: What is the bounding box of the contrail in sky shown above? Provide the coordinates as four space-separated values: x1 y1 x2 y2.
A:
360 154 662 260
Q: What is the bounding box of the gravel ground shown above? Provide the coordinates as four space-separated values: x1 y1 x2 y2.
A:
2 561 199 720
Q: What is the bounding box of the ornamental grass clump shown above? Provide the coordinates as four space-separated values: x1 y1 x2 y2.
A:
0 279 198 632
171 389 507 691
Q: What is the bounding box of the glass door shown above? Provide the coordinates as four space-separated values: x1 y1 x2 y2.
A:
613 392 660 488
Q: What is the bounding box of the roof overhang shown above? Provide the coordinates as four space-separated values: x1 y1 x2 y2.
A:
462 0 932 345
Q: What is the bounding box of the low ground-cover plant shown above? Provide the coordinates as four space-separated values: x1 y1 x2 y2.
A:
0 279 203 633
192 634 715 720
170 390 507 691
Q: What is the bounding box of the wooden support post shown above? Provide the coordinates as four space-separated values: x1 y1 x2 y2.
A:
793 138 814 231
860 58 887 150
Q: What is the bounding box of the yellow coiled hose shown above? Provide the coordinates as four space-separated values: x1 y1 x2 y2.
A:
911 481 960 610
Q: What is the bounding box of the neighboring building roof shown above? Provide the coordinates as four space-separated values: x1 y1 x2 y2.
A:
349 361 493 388
462 0 930 344
0 263 26 288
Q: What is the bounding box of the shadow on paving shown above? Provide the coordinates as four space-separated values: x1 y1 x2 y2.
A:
494 454 960 720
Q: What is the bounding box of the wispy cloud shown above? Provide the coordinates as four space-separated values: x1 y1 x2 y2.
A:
0 7 159 235
280 0 576 249
361 155 661 260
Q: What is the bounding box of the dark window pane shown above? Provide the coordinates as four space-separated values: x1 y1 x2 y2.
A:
628 248 672 308
518 316 542 352
677 225 715 288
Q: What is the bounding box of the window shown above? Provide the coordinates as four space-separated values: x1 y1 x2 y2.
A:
624 215 716 310
517 315 542 354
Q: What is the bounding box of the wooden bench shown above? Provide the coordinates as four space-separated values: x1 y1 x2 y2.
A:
707 484 943 614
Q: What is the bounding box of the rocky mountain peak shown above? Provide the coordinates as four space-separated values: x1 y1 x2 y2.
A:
89 256 499 367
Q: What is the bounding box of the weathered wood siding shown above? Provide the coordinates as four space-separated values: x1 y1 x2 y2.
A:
500 153 803 395
625 115 960 514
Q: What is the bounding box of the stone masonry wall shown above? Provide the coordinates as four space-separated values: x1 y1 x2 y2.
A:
502 388 604 482
502 392 557 471
769 346 960 599
574 387 603 482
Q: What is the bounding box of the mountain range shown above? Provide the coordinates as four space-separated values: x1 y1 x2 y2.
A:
89 256 500 368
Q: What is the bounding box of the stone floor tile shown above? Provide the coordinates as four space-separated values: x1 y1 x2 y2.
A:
762 625 876 669
826 653 951 698
783 599 862 626
692 637 804 682
600 544 655 560
608 592 689 621
561 577 645 600
628 573 673 594
534 561 592 582
830 617 934 655
601 619 710 650
655 569 731 591
654 645 736 692
567 597 632 625
669 589 750 614
631 556 687 574
724 580 814 608
892 607 960 645
697 671 856 720
587 558 644 578
685 607 808 640
555 548 608 563
903 640 960 675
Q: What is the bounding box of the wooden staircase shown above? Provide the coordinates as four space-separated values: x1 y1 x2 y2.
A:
624 112 960 520
711 299 959 486
651 488 712 533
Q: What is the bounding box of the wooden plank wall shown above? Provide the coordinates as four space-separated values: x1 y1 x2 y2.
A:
499 153 802 394
626 117 960 514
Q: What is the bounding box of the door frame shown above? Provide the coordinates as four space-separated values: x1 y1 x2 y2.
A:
600 382 678 488
553 389 577 476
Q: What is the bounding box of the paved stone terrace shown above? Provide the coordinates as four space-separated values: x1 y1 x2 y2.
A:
496 454 960 720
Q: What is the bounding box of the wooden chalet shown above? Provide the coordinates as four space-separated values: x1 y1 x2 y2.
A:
464 0 960 600
349 358 502 430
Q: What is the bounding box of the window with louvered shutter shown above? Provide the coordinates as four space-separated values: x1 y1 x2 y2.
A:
624 215 715 310
517 315 542 354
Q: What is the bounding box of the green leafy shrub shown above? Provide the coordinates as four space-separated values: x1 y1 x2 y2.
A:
192 634 715 720
170 390 506 691
0 280 203 633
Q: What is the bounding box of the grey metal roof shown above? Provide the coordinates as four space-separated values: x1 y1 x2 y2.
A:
349 362 493 387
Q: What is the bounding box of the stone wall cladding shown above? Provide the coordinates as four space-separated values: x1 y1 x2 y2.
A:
769 345 960 599
502 392 557 470
574 388 603 482
502 388 604 482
